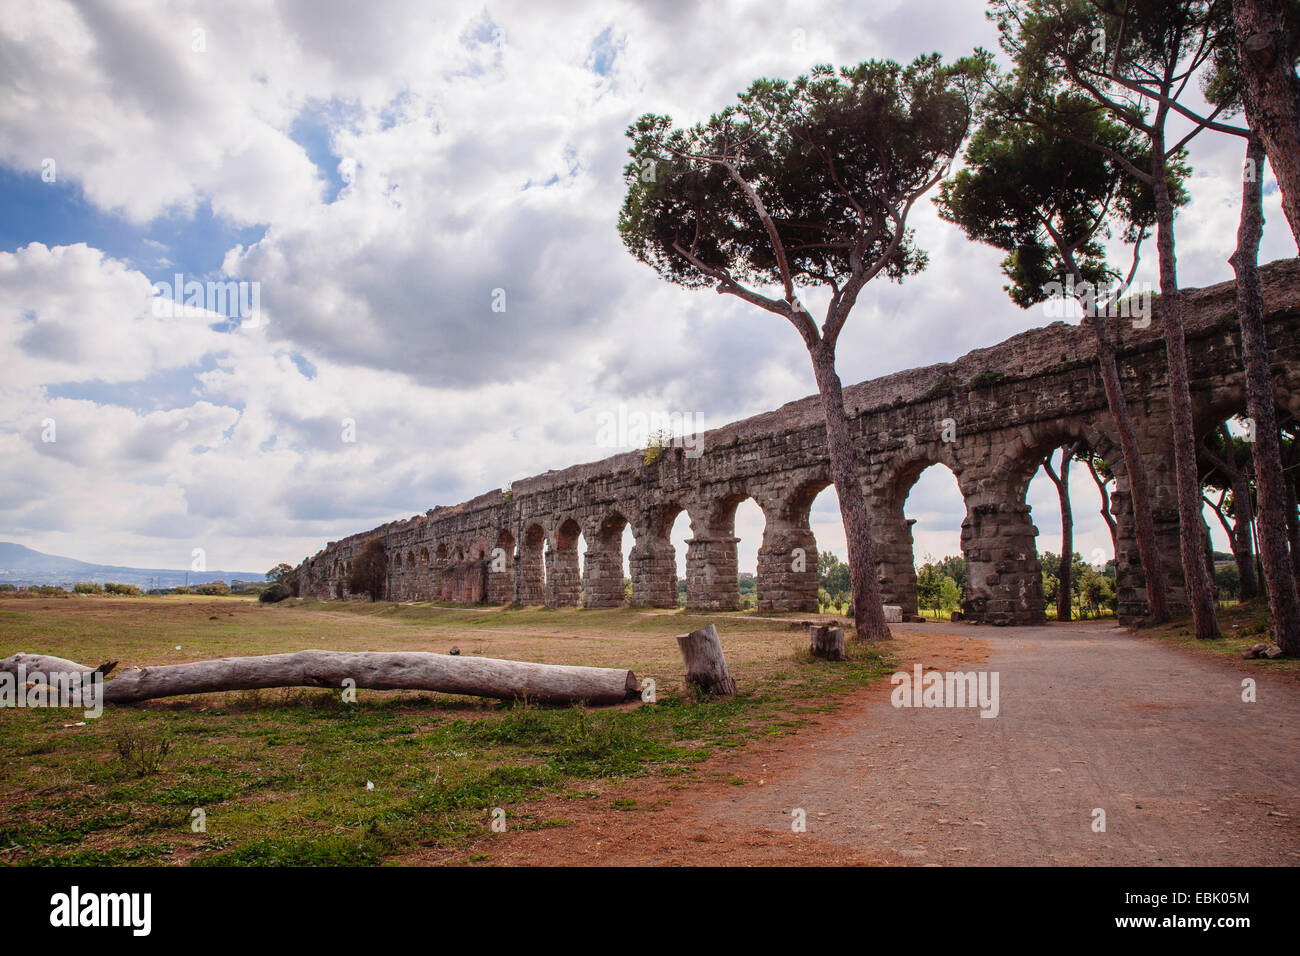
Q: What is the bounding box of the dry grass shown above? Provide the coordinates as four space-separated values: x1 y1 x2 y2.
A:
0 595 893 866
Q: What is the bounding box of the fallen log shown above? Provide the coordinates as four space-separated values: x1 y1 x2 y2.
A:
0 650 639 707
675 624 736 696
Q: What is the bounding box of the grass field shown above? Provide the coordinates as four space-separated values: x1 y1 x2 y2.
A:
0 595 892 866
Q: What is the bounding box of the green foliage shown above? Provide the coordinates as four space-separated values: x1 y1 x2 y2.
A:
619 54 990 294
916 554 966 615
195 580 230 596
259 582 292 604
104 582 143 596
817 551 851 605
265 563 294 583
924 372 961 398
1078 565 1117 617
1215 562 1241 601
937 82 1188 312
73 582 104 594
1042 552 1117 618
642 428 673 465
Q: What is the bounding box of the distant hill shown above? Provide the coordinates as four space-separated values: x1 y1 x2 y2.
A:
0 542 267 589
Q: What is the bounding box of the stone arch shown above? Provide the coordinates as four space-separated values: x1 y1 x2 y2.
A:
630 501 690 608
970 415 1124 625
584 510 630 608
548 517 582 608
516 523 547 605
761 472 832 612
685 488 764 611
871 448 966 617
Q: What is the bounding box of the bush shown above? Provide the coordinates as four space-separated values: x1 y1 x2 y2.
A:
195 581 230 596
113 728 173 778
259 582 292 603
104 582 142 596
73 582 104 594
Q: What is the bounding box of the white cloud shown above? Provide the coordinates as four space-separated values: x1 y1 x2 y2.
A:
0 0 1290 580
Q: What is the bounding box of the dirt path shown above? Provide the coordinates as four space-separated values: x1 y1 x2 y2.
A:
431 621 1300 866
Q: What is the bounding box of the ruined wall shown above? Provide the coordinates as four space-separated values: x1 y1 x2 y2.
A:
295 258 1300 626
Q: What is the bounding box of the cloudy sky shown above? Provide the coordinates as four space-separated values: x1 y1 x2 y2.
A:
1 0 1295 581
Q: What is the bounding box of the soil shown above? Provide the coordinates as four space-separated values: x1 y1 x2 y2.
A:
408 621 1300 866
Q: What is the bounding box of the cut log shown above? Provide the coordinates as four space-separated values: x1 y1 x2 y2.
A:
809 625 846 661
675 624 737 695
0 650 638 707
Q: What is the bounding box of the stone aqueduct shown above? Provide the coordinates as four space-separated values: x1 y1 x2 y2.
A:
294 259 1300 626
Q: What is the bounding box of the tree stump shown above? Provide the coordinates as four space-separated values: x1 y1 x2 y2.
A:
675 624 737 696
809 625 846 661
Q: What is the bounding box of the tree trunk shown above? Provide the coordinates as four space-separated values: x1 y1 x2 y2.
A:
1280 430 1300 582
810 341 892 641
1229 465 1260 601
1152 140 1221 639
0 650 640 706
809 624 847 661
1082 287 1170 621
1085 457 1119 559
1232 0 1300 250
1229 134 1300 655
675 624 737 695
1287 457 1300 583
1201 423 1260 600
1042 445 1077 621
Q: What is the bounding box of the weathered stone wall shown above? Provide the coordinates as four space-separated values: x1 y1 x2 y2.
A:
295 258 1300 626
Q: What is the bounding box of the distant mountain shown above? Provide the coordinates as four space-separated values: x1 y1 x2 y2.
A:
0 542 267 589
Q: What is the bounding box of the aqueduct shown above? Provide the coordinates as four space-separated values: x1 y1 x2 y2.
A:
294 258 1300 626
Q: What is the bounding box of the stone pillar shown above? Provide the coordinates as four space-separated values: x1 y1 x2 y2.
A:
469 561 487 603
1152 505 1192 617
961 498 1045 625
874 512 920 616
1108 473 1148 623
756 525 818 612
438 558 453 602
546 545 580 607
685 534 739 610
515 543 545 605
486 549 513 604
629 539 678 607
583 544 625 608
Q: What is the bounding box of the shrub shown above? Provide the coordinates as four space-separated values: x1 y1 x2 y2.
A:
259 582 292 603
195 581 230 596
73 582 104 594
113 728 173 778
104 582 142 596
